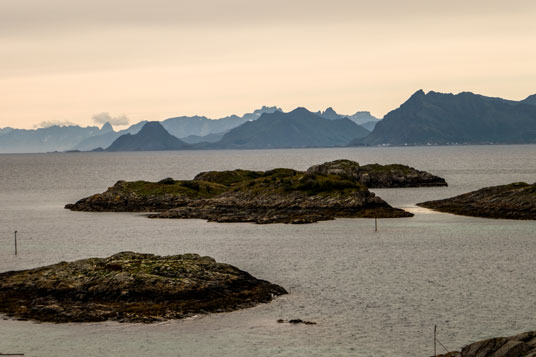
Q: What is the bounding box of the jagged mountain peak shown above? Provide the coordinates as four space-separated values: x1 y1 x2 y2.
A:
101 122 114 133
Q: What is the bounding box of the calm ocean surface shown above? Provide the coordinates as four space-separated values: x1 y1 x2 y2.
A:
1 146 535 356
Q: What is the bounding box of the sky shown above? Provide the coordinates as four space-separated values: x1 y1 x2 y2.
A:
1 0 536 129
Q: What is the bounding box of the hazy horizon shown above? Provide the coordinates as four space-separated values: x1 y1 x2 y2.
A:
1 0 536 129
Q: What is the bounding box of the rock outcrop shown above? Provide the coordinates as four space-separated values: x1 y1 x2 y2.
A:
307 160 447 188
418 182 536 220
66 160 447 223
437 330 536 357
0 252 287 323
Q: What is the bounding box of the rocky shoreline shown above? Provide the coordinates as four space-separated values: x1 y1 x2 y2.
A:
418 182 536 220
0 252 287 323
66 160 447 223
437 330 536 356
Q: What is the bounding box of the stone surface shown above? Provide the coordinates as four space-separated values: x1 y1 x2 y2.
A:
0 252 287 323
418 182 536 220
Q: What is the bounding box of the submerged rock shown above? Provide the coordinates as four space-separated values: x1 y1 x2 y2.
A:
277 318 317 325
63 160 447 223
0 252 287 323
437 330 536 357
418 182 536 220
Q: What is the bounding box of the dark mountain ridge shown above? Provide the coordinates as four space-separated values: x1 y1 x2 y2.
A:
356 90 536 146
106 122 190 151
211 107 371 149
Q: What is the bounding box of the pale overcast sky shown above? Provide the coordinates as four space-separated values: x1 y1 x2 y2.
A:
1 0 535 128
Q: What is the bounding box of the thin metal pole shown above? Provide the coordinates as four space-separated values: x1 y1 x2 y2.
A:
374 216 378 232
434 324 437 356
14 230 18 255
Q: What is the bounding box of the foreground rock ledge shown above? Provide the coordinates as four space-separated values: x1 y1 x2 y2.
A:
418 182 536 220
64 159 448 223
0 252 287 323
437 330 536 357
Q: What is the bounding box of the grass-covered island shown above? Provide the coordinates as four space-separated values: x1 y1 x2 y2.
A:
66 160 447 223
437 330 536 356
418 182 536 220
0 252 287 323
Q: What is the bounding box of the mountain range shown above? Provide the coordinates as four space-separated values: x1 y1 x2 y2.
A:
2 91 536 153
0 105 375 153
71 106 281 151
102 108 371 151
355 90 536 146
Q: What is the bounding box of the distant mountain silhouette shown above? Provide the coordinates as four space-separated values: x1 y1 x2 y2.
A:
106 122 190 151
72 106 281 151
316 107 380 126
0 127 13 136
522 94 536 105
360 121 379 132
162 106 281 138
316 107 341 120
180 132 226 144
100 122 114 134
354 90 536 146
73 121 147 151
0 125 103 153
211 107 370 149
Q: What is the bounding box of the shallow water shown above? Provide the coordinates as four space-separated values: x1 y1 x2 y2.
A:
0 146 535 356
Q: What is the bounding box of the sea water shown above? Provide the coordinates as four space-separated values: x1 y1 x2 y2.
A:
0 145 535 356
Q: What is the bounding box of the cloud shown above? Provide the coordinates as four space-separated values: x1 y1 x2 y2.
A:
34 120 77 128
92 112 129 126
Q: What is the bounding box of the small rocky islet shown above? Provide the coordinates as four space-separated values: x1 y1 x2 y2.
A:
437 330 536 357
0 252 287 323
65 159 447 223
418 182 536 220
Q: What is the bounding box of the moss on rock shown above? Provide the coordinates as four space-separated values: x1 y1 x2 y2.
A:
0 252 287 323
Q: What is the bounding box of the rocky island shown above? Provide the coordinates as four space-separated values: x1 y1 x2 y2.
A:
0 252 287 323
418 182 536 220
66 160 447 223
437 330 536 356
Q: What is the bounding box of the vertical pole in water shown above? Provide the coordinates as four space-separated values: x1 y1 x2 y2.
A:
434 324 437 356
374 215 378 232
14 230 18 255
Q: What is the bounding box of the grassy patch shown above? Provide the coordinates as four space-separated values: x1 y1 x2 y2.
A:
194 170 263 186
117 180 226 198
